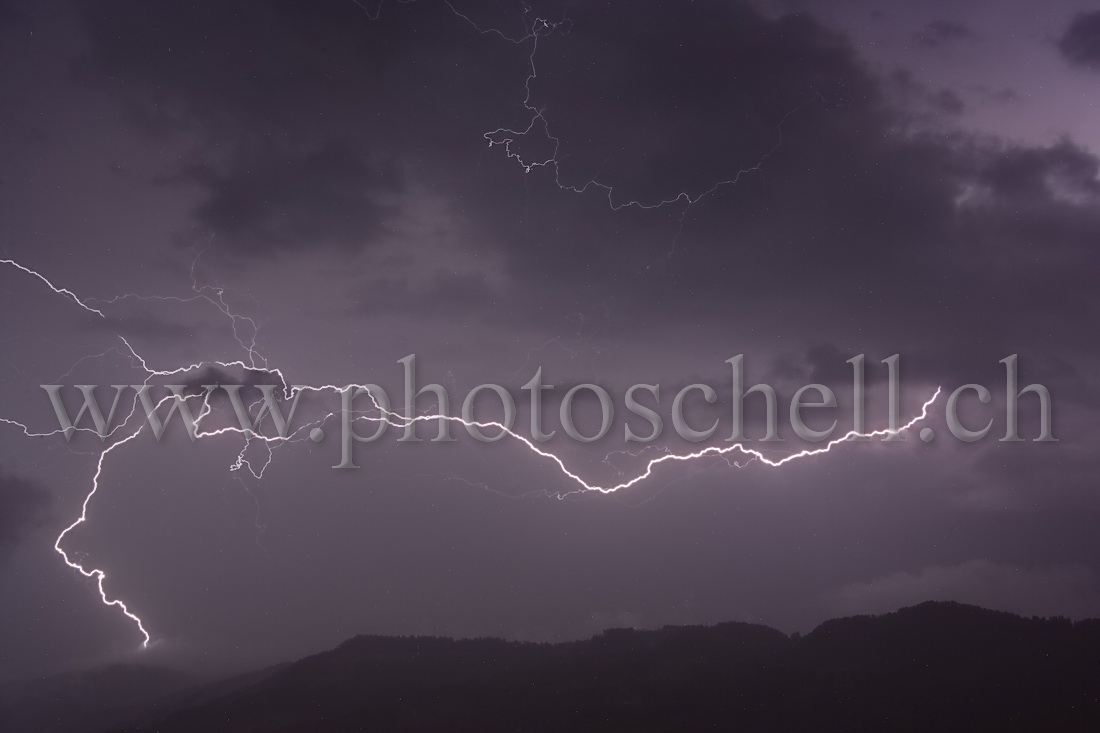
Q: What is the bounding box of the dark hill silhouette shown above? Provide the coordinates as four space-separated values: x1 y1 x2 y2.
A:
6 602 1100 732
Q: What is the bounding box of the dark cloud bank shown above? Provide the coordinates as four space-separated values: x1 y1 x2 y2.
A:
75 1 1100 353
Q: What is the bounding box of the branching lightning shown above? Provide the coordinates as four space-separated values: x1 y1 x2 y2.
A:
0 2 921 653
356 1 817 262
445 2 830 267
1 258 941 648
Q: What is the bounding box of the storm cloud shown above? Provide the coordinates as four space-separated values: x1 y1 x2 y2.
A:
1060 11 1100 70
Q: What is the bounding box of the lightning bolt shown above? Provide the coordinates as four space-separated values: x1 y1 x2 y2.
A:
1 257 941 648
352 2 819 264
55 426 153 645
459 2 807 208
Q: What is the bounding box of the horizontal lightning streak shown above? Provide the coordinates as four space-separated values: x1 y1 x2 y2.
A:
4 258 942 649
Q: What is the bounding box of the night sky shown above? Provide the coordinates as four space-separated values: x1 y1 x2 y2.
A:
2 0 1100 681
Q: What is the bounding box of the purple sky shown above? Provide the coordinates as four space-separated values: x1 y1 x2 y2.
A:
2 0 1100 680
